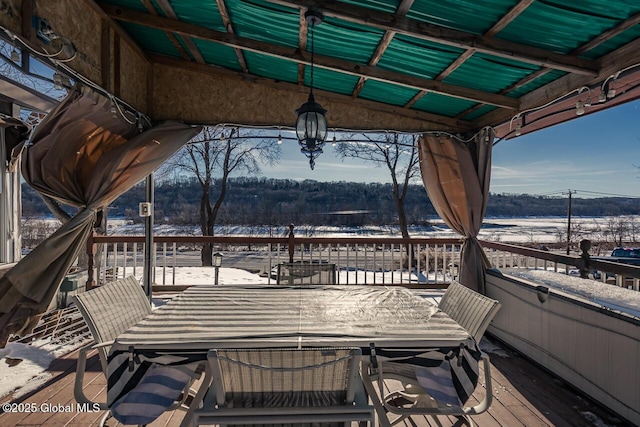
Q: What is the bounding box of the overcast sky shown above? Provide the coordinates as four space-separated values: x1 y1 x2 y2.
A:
262 99 640 198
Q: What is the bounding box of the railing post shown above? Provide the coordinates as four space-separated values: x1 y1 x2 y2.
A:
288 224 295 263
86 231 96 291
579 239 591 279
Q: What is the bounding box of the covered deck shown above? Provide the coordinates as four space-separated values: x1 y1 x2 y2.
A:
2 1 640 426
0 293 619 427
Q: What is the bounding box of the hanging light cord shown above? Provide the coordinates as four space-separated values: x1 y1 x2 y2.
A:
310 19 316 96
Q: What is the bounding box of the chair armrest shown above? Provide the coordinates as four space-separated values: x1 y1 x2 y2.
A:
375 351 493 417
74 344 108 411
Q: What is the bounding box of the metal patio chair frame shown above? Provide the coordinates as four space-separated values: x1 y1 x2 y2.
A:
184 347 374 426
364 281 501 427
72 276 196 425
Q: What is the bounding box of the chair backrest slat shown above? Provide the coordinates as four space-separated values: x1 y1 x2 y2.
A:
438 281 501 342
209 347 361 407
72 276 151 373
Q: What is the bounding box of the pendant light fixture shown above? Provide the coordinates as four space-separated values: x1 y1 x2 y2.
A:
295 10 328 170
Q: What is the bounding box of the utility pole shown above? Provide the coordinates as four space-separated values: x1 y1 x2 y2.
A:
566 190 574 255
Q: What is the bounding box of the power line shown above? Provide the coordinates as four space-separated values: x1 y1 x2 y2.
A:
522 189 640 199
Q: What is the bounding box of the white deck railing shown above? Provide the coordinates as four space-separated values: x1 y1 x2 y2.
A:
85 234 640 292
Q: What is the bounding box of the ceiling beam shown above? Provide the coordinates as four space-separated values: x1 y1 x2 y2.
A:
351 0 413 98
102 4 519 109
149 53 472 131
216 0 249 72
266 0 598 76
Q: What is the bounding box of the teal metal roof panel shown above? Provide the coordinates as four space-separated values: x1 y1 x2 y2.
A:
160 0 225 32
193 39 242 71
377 35 465 80
307 68 359 96
119 22 182 58
461 105 497 121
580 27 640 60
244 51 298 83
314 18 384 65
497 0 640 53
412 92 477 118
338 0 398 14
407 0 516 34
507 70 567 98
358 80 420 107
444 53 541 93
225 0 300 49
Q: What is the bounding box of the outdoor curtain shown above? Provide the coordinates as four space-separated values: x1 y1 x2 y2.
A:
0 85 202 347
418 129 493 293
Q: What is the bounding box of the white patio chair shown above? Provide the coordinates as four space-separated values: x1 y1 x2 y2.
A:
72 276 197 426
364 281 501 427
185 347 374 426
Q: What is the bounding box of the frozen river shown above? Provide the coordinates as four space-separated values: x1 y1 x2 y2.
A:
107 215 630 245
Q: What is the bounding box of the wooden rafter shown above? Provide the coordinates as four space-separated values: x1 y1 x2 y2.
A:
149 53 473 131
216 0 249 72
102 4 519 109
154 0 205 63
266 0 598 76
402 0 533 109
351 0 414 98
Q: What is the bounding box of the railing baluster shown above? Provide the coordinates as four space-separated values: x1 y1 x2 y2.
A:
123 242 128 278
133 242 137 279
173 242 177 285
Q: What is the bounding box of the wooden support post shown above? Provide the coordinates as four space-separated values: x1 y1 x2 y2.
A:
288 224 295 263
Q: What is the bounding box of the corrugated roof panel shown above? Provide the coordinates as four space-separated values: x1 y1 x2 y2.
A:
507 70 567 98
160 0 225 32
314 18 384 65
407 0 516 34
192 39 242 70
358 80 420 107
377 35 465 80
460 105 497 121
444 53 541 93
308 68 360 96
412 92 477 118
497 0 640 53
244 51 298 83
119 22 182 58
338 0 398 14
225 0 299 49
579 27 640 60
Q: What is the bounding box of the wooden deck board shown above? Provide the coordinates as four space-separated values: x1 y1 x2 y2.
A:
0 337 628 427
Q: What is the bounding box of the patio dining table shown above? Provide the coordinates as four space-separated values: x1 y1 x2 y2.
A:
106 284 479 424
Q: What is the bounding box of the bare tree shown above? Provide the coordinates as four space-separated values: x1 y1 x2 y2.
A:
167 126 280 265
335 133 419 238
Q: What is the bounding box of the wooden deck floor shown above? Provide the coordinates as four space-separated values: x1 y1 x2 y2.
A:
0 337 625 427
